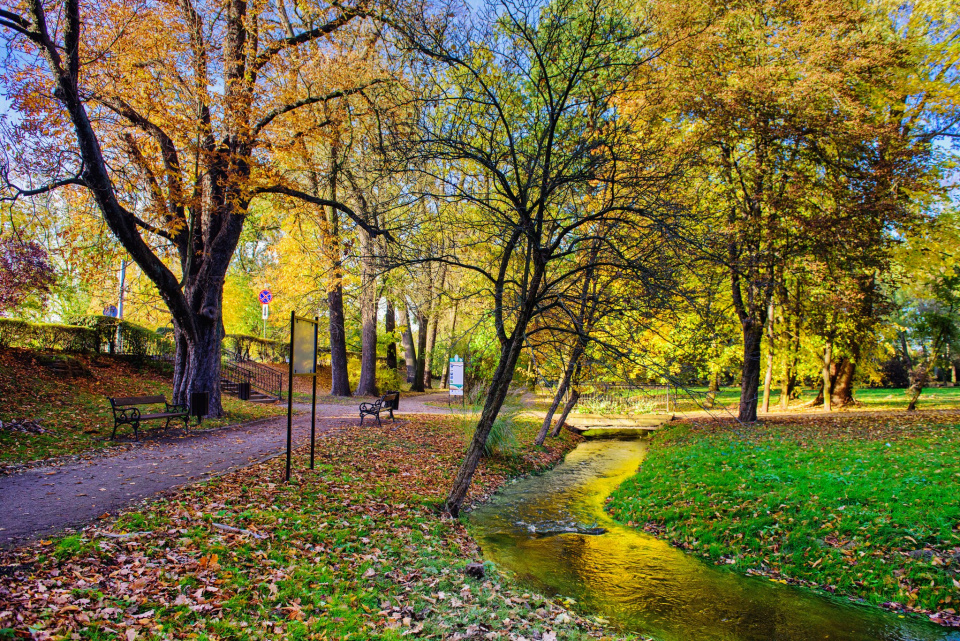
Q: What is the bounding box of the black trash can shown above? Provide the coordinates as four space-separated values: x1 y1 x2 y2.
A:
237 382 251 401
190 391 209 425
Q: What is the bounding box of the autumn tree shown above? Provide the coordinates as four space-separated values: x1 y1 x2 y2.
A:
644 0 941 421
0 236 56 313
0 0 395 413
391 0 685 514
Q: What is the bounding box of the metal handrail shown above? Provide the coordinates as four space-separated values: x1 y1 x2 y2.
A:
221 348 283 400
578 382 671 414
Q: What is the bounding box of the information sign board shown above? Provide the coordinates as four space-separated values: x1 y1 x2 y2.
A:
292 316 317 375
449 355 464 396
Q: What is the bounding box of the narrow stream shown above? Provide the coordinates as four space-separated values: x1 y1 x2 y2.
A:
469 438 960 641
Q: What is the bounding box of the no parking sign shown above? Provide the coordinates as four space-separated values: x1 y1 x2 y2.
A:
258 289 272 304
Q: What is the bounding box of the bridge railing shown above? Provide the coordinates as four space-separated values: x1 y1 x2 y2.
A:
577 382 671 415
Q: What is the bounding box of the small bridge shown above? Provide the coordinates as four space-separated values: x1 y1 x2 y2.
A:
564 382 674 437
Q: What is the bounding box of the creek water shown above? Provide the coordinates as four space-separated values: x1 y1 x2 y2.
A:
468 437 960 641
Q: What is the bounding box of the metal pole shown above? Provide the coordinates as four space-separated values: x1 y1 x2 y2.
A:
117 259 127 319
285 311 295 482
116 259 127 353
310 316 318 470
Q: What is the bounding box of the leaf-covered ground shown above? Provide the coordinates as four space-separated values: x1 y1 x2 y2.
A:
0 348 286 465
0 416 632 640
606 413 960 627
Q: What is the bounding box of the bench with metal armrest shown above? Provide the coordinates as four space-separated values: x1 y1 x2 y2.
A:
107 395 190 440
359 391 400 427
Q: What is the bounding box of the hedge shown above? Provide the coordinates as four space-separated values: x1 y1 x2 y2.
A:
0 318 99 352
225 333 289 363
71 316 175 359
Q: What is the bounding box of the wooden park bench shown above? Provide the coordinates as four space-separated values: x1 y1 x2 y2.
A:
359 391 400 427
107 395 190 440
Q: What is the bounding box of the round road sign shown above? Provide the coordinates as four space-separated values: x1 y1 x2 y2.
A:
258 289 273 304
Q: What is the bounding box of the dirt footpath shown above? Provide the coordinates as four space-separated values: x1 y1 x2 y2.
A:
0 394 455 547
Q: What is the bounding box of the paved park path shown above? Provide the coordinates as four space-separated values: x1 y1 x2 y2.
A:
0 393 454 548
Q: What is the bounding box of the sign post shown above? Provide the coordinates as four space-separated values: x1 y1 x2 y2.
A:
449 355 464 398
286 311 319 482
259 289 272 339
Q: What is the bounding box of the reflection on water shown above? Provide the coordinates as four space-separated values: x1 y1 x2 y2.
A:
469 438 960 641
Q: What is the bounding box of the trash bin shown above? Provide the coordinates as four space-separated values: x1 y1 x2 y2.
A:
237 382 251 401
190 391 209 425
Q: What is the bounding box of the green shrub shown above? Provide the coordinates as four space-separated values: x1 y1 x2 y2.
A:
0 317 98 352
71 316 174 359
225 333 289 362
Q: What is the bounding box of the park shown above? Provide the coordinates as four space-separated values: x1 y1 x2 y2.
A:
0 0 959 638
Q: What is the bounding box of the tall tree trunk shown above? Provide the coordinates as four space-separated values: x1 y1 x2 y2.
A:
171 315 224 415
423 265 445 389
385 299 398 371
401 310 417 385
535 343 583 445
730 254 773 423
446 328 528 516
831 357 856 407
326 148 350 397
761 300 775 413
412 306 428 392
821 342 833 412
354 231 378 396
403 303 424 391
446 258 546 516
738 320 765 422
423 313 437 388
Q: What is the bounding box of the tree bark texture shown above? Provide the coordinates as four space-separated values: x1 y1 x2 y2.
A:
385 299 398 371
831 357 856 407
738 320 765 422
412 306 428 392
402 304 417 385
355 231 378 396
326 151 351 397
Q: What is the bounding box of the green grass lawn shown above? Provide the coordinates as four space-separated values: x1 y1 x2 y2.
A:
0 417 625 640
672 386 960 412
0 348 286 465
607 414 960 623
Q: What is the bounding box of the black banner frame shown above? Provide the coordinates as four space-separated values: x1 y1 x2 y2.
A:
286 311 319 482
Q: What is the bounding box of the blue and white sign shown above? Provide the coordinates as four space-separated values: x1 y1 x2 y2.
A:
449 355 464 396
103 305 119 318
258 289 273 304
